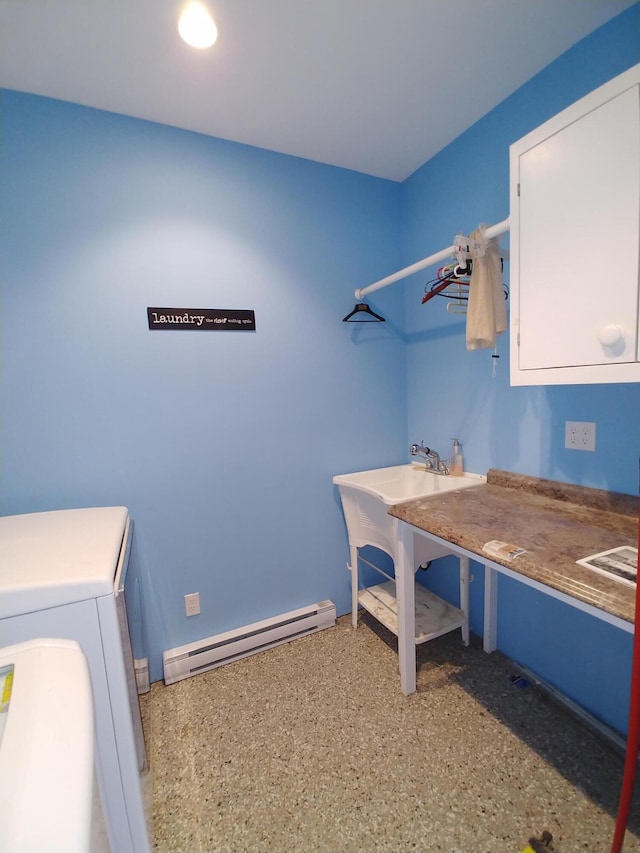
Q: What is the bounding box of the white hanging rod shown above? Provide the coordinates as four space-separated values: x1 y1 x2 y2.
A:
354 216 510 300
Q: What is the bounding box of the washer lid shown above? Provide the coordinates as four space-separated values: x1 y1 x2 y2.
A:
0 507 129 618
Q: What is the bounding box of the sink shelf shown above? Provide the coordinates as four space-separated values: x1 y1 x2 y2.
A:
358 581 465 645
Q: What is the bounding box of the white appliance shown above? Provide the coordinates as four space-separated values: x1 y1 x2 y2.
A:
0 507 150 853
0 637 111 853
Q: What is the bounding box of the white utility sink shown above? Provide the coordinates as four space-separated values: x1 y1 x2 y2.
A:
334 463 486 648
333 462 484 561
334 462 484 504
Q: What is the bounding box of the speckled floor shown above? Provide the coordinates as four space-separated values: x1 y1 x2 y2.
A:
141 615 640 853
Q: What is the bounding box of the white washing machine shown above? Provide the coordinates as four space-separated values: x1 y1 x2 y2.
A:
0 507 150 853
0 637 111 853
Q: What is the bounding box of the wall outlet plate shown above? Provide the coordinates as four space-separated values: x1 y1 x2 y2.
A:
565 421 596 452
184 592 200 617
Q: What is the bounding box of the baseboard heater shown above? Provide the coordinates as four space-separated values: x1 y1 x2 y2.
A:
163 599 336 685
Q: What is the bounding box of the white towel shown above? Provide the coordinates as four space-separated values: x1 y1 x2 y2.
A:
465 226 507 351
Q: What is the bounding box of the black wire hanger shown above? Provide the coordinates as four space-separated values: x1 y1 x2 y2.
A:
342 302 385 323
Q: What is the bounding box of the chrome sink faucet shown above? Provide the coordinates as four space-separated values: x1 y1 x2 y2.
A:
410 441 449 475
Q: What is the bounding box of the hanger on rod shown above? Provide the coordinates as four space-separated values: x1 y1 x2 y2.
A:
421 272 456 304
342 302 385 323
422 267 508 310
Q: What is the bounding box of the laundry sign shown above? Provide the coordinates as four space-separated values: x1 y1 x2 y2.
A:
147 307 256 331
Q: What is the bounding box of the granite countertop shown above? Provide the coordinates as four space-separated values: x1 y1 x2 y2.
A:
388 469 639 625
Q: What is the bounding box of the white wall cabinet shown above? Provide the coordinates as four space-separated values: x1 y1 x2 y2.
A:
509 64 640 386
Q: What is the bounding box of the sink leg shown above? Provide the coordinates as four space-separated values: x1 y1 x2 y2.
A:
395 520 416 695
460 556 470 646
350 544 359 628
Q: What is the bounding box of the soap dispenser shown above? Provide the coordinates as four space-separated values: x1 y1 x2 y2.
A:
450 438 463 476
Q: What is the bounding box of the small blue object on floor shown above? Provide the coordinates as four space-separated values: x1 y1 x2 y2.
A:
510 675 531 689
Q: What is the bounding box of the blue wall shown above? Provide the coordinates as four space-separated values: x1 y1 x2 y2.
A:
403 4 640 734
0 93 406 681
1 5 638 732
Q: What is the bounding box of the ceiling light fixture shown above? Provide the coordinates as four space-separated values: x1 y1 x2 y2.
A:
178 2 218 49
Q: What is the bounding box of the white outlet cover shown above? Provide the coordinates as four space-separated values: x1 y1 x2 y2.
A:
184 592 200 616
565 421 596 452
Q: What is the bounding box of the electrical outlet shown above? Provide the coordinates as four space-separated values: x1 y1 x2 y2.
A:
184 592 200 617
565 421 596 452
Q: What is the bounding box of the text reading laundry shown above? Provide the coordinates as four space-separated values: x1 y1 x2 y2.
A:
147 308 256 331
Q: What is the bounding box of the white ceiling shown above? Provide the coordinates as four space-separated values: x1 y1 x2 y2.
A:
0 0 635 181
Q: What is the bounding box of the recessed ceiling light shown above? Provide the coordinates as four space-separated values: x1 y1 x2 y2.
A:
178 2 218 49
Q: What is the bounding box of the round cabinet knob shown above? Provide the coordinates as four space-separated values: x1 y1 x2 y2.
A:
597 324 624 348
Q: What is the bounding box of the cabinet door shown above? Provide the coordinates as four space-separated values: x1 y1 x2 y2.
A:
510 66 640 385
